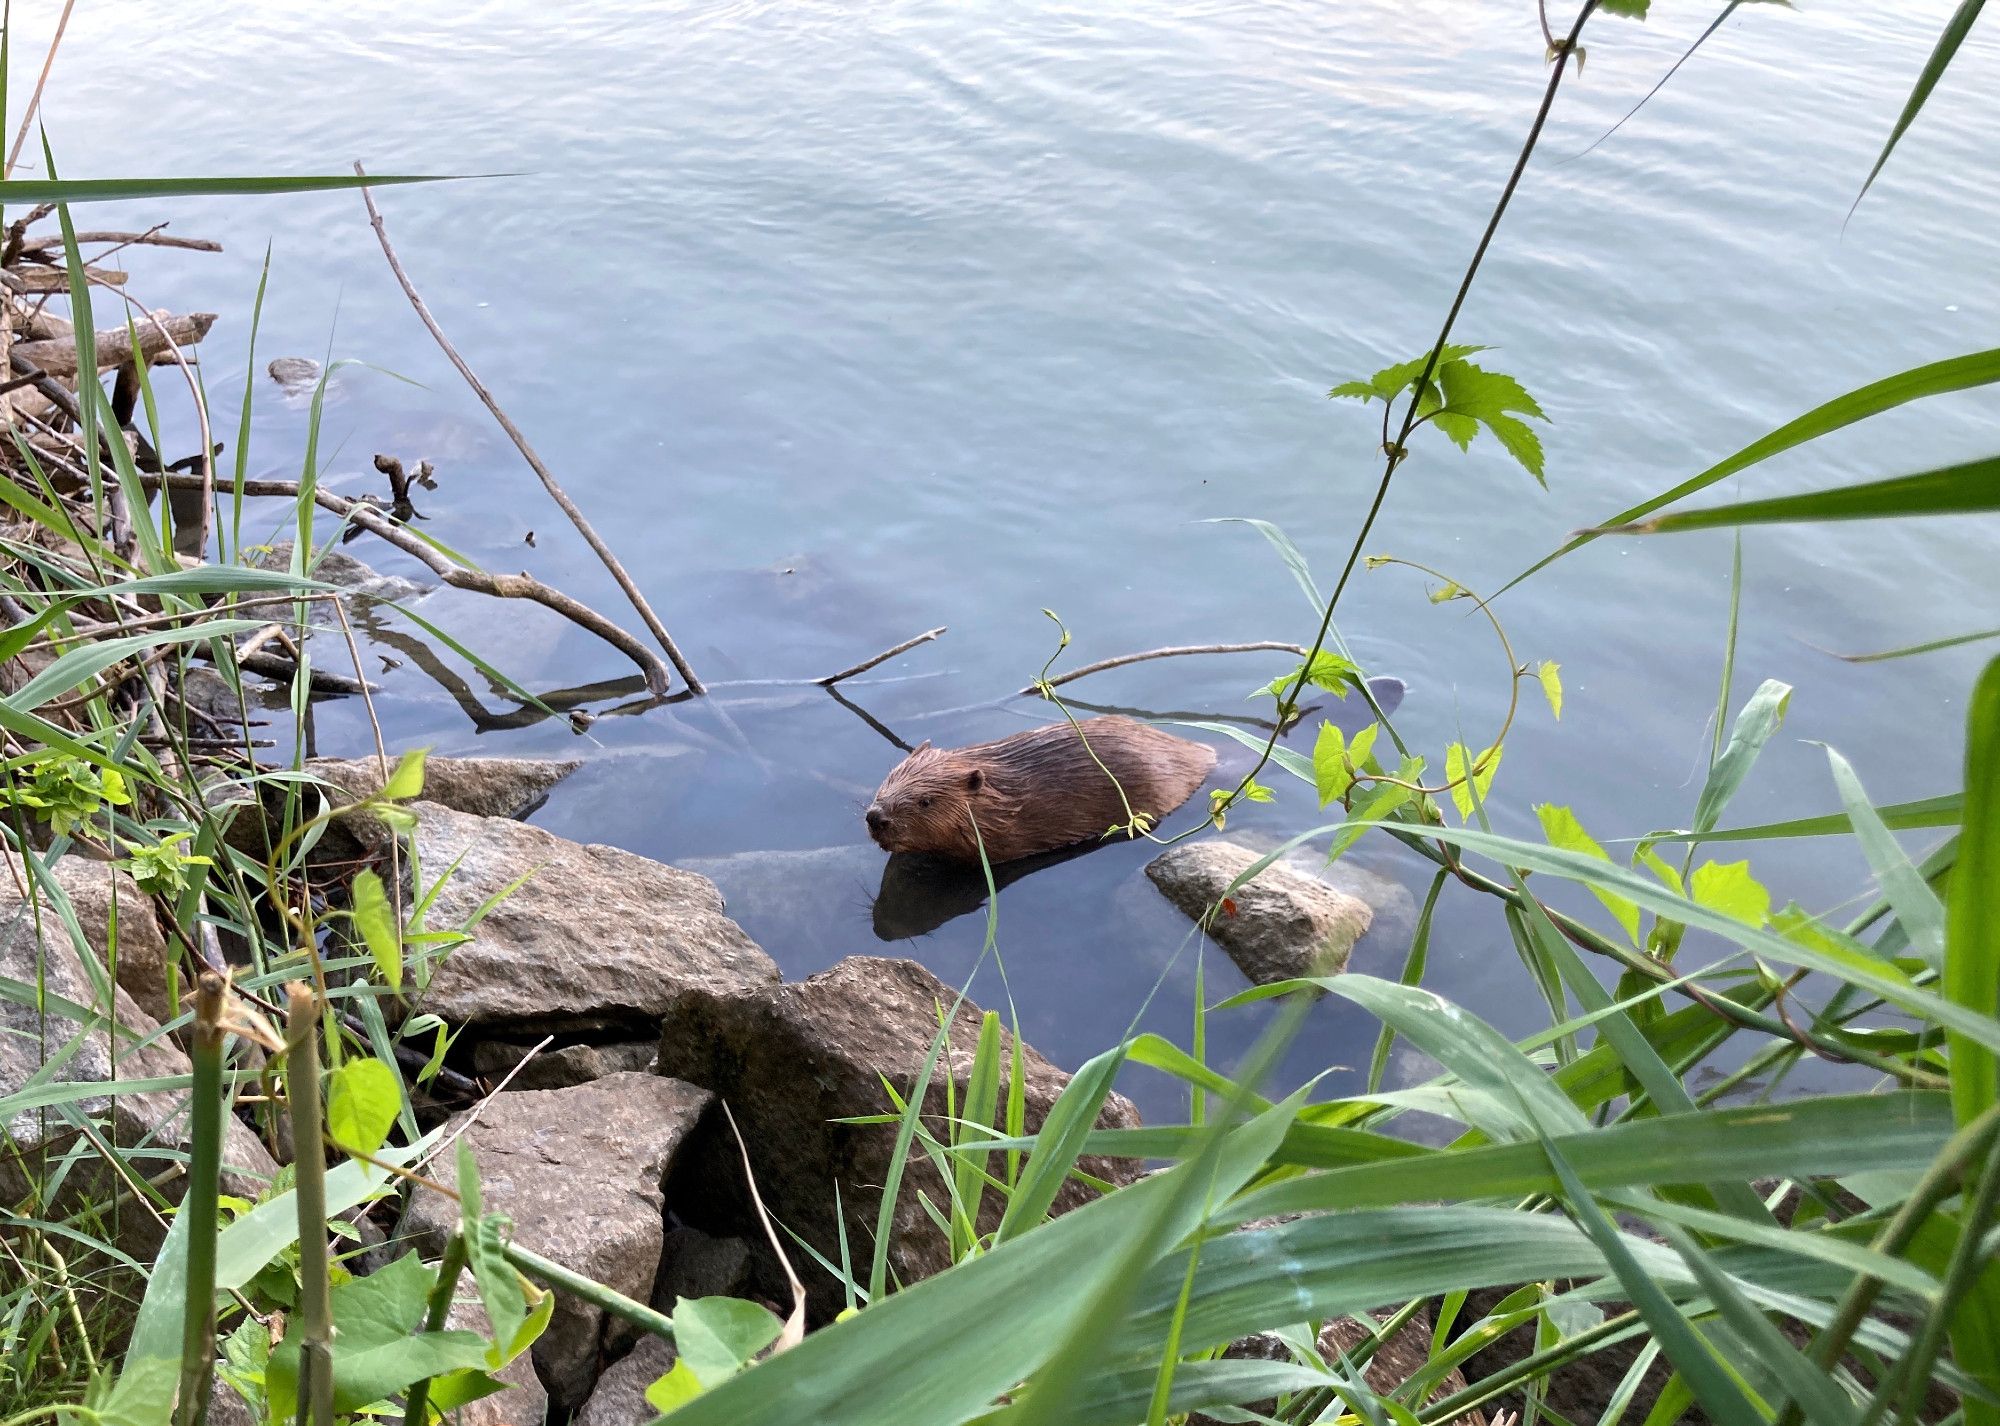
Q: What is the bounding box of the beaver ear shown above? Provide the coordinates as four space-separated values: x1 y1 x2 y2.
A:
965 767 984 792
910 740 932 756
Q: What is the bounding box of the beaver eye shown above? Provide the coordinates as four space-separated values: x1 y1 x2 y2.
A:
918 795 933 809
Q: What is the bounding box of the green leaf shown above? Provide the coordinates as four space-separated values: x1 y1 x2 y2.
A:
1446 742 1502 821
1947 656 2000 1130
1602 455 2000 535
267 1253 490 1415
1508 346 2000 592
325 1058 401 1158
1687 861 1771 928
996 1046 1126 1244
1599 0 1651 14
1852 0 1987 213
1538 661 1563 720
647 1360 708 1413
671 1297 783 1389
382 747 429 801
1330 344 1488 405
1313 722 1368 808
1535 805 1639 941
460 1144 529 1354
5 619 270 713
1429 359 1551 484
349 869 404 995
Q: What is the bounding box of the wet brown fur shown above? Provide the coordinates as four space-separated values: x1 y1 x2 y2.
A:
865 716 1217 863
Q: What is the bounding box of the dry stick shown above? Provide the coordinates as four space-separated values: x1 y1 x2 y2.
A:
815 626 948 686
353 163 705 695
722 1101 807 1352
3 0 78 177
138 468 674 695
19 227 224 253
1018 641 1308 696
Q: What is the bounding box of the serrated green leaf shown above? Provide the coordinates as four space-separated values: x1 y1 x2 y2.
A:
1535 805 1639 941
325 1058 401 1157
1688 861 1771 927
1488 413 1547 484
1446 742 1503 821
1313 723 1351 808
1538 661 1564 720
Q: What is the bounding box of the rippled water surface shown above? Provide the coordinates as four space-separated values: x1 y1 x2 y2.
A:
18 1 1998 1120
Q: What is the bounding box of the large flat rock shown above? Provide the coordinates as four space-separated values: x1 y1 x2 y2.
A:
399 1072 713 1410
1147 840 1372 985
308 754 581 821
655 955 1141 1319
403 804 778 1034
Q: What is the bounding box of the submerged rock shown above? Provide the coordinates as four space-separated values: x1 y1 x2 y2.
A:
678 844 881 962
575 1335 677 1426
404 803 778 1035
308 754 581 821
1145 840 1371 985
654 955 1142 1320
247 540 430 605
2 855 277 1256
399 1073 713 1411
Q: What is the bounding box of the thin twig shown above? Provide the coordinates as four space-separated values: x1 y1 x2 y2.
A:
1018 641 1308 696
4 0 78 178
722 1101 806 1353
352 163 705 694
815 626 947 686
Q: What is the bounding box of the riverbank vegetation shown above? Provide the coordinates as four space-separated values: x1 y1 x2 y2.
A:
3 2 1997 1424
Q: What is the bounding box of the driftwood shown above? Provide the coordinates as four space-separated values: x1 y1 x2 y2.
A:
354 163 706 696
12 310 216 377
7 264 128 292
815 627 947 686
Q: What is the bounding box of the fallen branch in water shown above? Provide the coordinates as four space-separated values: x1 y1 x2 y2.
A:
1017 640 1308 695
353 162 705 696
815 626 947 686
139 470 675 696
12 310 216 378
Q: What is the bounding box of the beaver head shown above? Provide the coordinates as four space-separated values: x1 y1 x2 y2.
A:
865 741 996 861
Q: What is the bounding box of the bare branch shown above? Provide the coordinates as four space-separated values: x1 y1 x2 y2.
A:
1019 641 1308 696
11 311 215 377
137 469 675 696
814 626 947 686
353 163 704 695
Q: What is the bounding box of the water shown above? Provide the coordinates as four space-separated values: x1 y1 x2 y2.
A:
15 1 1998 1123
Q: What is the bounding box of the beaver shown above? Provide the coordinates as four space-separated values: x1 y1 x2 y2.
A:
864 716 1217 864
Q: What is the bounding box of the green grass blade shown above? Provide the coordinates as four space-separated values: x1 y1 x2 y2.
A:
0 172 459 203
993 1044 1126 1244
1851 0 1987 212
1367 870 1446 1094
1946 656 2000 1130
1504 348 2000 590
1642 794 1960 843
1823 745 1947 968
1693 679 1791 833
1600 454 2000 535
1831 626 2000 663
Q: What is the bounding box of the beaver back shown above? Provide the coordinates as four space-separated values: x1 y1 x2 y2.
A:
867 716 1216 864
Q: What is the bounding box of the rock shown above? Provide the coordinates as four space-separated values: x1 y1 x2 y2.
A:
307 755 581 822
206 1378 258 1426
471 1037 659 1090
403 804 777 1035
445 1296 550 1426
1146 841 1371 985
399 1073 713 1411
2 855 278 1257
1232 832 1419 969
653 1226 756 1307
575 1335 677 1426
654 955 1142 1319
266 356 323 392
247 540 429 604
13 853 177 1026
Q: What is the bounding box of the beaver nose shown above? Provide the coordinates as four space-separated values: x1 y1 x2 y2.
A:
865 805 889 835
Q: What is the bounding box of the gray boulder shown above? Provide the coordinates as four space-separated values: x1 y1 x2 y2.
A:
575 1335 677 1426
400 1073 713 1411
404 803 778 1035
9 853 177 1026
308 755 581 822
653 1226 756 1308
471 1038 659 1091
1146 840 1371 985
654 955 1142 1319
248 540 429 604
3 855 278 1256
